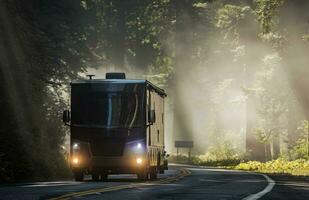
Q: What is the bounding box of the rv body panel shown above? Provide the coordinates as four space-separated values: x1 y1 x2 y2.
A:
67 77 167 181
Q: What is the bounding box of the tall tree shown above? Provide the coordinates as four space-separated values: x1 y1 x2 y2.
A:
171 0 195 145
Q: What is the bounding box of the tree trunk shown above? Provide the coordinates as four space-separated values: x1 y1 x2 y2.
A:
172 0 194 146
107 0 126 70
245 95 265 161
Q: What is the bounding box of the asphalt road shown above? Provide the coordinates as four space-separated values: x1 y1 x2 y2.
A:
0 164 308 200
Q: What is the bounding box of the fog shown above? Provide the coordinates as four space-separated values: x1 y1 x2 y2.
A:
3 0 309 183
85 1 308 161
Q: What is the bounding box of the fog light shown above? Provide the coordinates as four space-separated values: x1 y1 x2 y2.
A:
72 157 79 165
136 158 143 165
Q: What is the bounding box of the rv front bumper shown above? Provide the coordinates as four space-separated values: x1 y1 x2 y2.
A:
71 155 147 174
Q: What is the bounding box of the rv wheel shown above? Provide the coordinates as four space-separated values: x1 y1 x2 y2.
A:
100 173 108 181
74 171 84 181
137 170 148 181
92 173 100 181
149 171 157 180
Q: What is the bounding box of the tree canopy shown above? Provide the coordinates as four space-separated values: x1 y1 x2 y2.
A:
0 0 308 182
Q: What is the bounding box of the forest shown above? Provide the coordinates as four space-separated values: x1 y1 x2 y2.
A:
0 0 308 182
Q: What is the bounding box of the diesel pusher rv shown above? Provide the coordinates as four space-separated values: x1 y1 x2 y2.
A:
63 73 168 181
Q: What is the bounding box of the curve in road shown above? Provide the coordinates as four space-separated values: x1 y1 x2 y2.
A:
1 165 308 200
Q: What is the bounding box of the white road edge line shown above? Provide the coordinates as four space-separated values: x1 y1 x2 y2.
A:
242 174 275 200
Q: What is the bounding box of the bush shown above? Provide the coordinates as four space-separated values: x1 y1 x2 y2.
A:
234 158 309 176
289 120 309 160
193 157 241 166
168 139 244 166
168 154 242 167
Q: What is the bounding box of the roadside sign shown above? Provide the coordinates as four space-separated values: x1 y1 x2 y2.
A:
175 140 193 148
174 140 194 164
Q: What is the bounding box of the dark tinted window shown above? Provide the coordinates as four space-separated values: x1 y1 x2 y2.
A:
71 82 145 128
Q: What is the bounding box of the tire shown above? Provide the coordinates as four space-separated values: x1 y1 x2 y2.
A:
92 173 100 181
100 173 108 181
149 170 157 180
74 171 84 181
137 170 148 181
137 173 142 181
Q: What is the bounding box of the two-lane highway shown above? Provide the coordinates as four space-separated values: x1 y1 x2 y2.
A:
70 166 269 200
0 168 182 200
1 165 308 200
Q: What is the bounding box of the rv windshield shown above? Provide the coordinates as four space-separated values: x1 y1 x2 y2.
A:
71 83 144 128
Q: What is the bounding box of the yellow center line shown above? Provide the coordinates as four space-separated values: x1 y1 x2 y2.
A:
48 169 190 200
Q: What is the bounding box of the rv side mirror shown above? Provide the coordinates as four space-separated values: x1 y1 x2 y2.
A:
63 110 70 124
148 110 156 124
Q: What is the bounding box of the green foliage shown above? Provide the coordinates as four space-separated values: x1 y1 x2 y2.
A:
254 0 284 34
203 140 241 161
216 4 252 44
193 140 243 166
145 56 174 88
252 52 290 160
235 158 309 176
84 0 174 70
194 157 241 167
1 0 175 182
254 0 285 48
168 154 242 167
289 121 309 160
193 2 208 9
168 139 243 167
1 0 308 182
0 0 84 182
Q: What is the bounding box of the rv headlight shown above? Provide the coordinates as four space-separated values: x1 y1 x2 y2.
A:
136 143 142 149
136 158 143 165
72 143 80 150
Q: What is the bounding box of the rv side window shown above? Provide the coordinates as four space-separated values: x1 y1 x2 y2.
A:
157 130 159 142
162 113 164 123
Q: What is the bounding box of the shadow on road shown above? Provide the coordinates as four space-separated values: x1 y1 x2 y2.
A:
81 174 153 183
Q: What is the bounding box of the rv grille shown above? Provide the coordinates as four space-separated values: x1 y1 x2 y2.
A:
90 138 125 156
